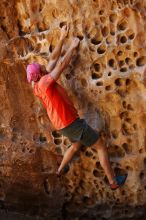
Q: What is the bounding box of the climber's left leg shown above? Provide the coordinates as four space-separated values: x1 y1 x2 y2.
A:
56 141 82 175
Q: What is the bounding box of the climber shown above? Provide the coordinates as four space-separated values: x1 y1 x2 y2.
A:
26 25 127 190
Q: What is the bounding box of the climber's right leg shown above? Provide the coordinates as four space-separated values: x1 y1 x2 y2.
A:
91 137 127 190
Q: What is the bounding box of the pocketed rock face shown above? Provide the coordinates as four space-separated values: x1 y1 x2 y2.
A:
0 0 146 219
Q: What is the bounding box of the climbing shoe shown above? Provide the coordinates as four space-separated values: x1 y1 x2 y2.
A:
63 164 70 174
110 174 128 190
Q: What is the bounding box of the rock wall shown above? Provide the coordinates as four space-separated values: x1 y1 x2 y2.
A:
0 0 146 219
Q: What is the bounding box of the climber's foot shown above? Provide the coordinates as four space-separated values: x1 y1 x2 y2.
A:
56 164 70 177
110 174 128 190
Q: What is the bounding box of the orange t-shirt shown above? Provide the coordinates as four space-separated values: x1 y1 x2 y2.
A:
33 74 79 130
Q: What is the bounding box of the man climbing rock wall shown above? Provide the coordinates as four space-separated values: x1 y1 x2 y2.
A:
0 0 146 219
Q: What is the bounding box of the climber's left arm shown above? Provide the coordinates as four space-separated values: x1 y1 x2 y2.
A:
49 38 80 81
47 25 69 72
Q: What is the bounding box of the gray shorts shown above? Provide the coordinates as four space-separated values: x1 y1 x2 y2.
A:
59 118 100 147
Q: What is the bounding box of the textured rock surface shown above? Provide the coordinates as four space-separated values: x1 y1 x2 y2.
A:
0 0 146 219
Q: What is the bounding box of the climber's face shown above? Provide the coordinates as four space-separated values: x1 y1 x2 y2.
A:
40 65 47 76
